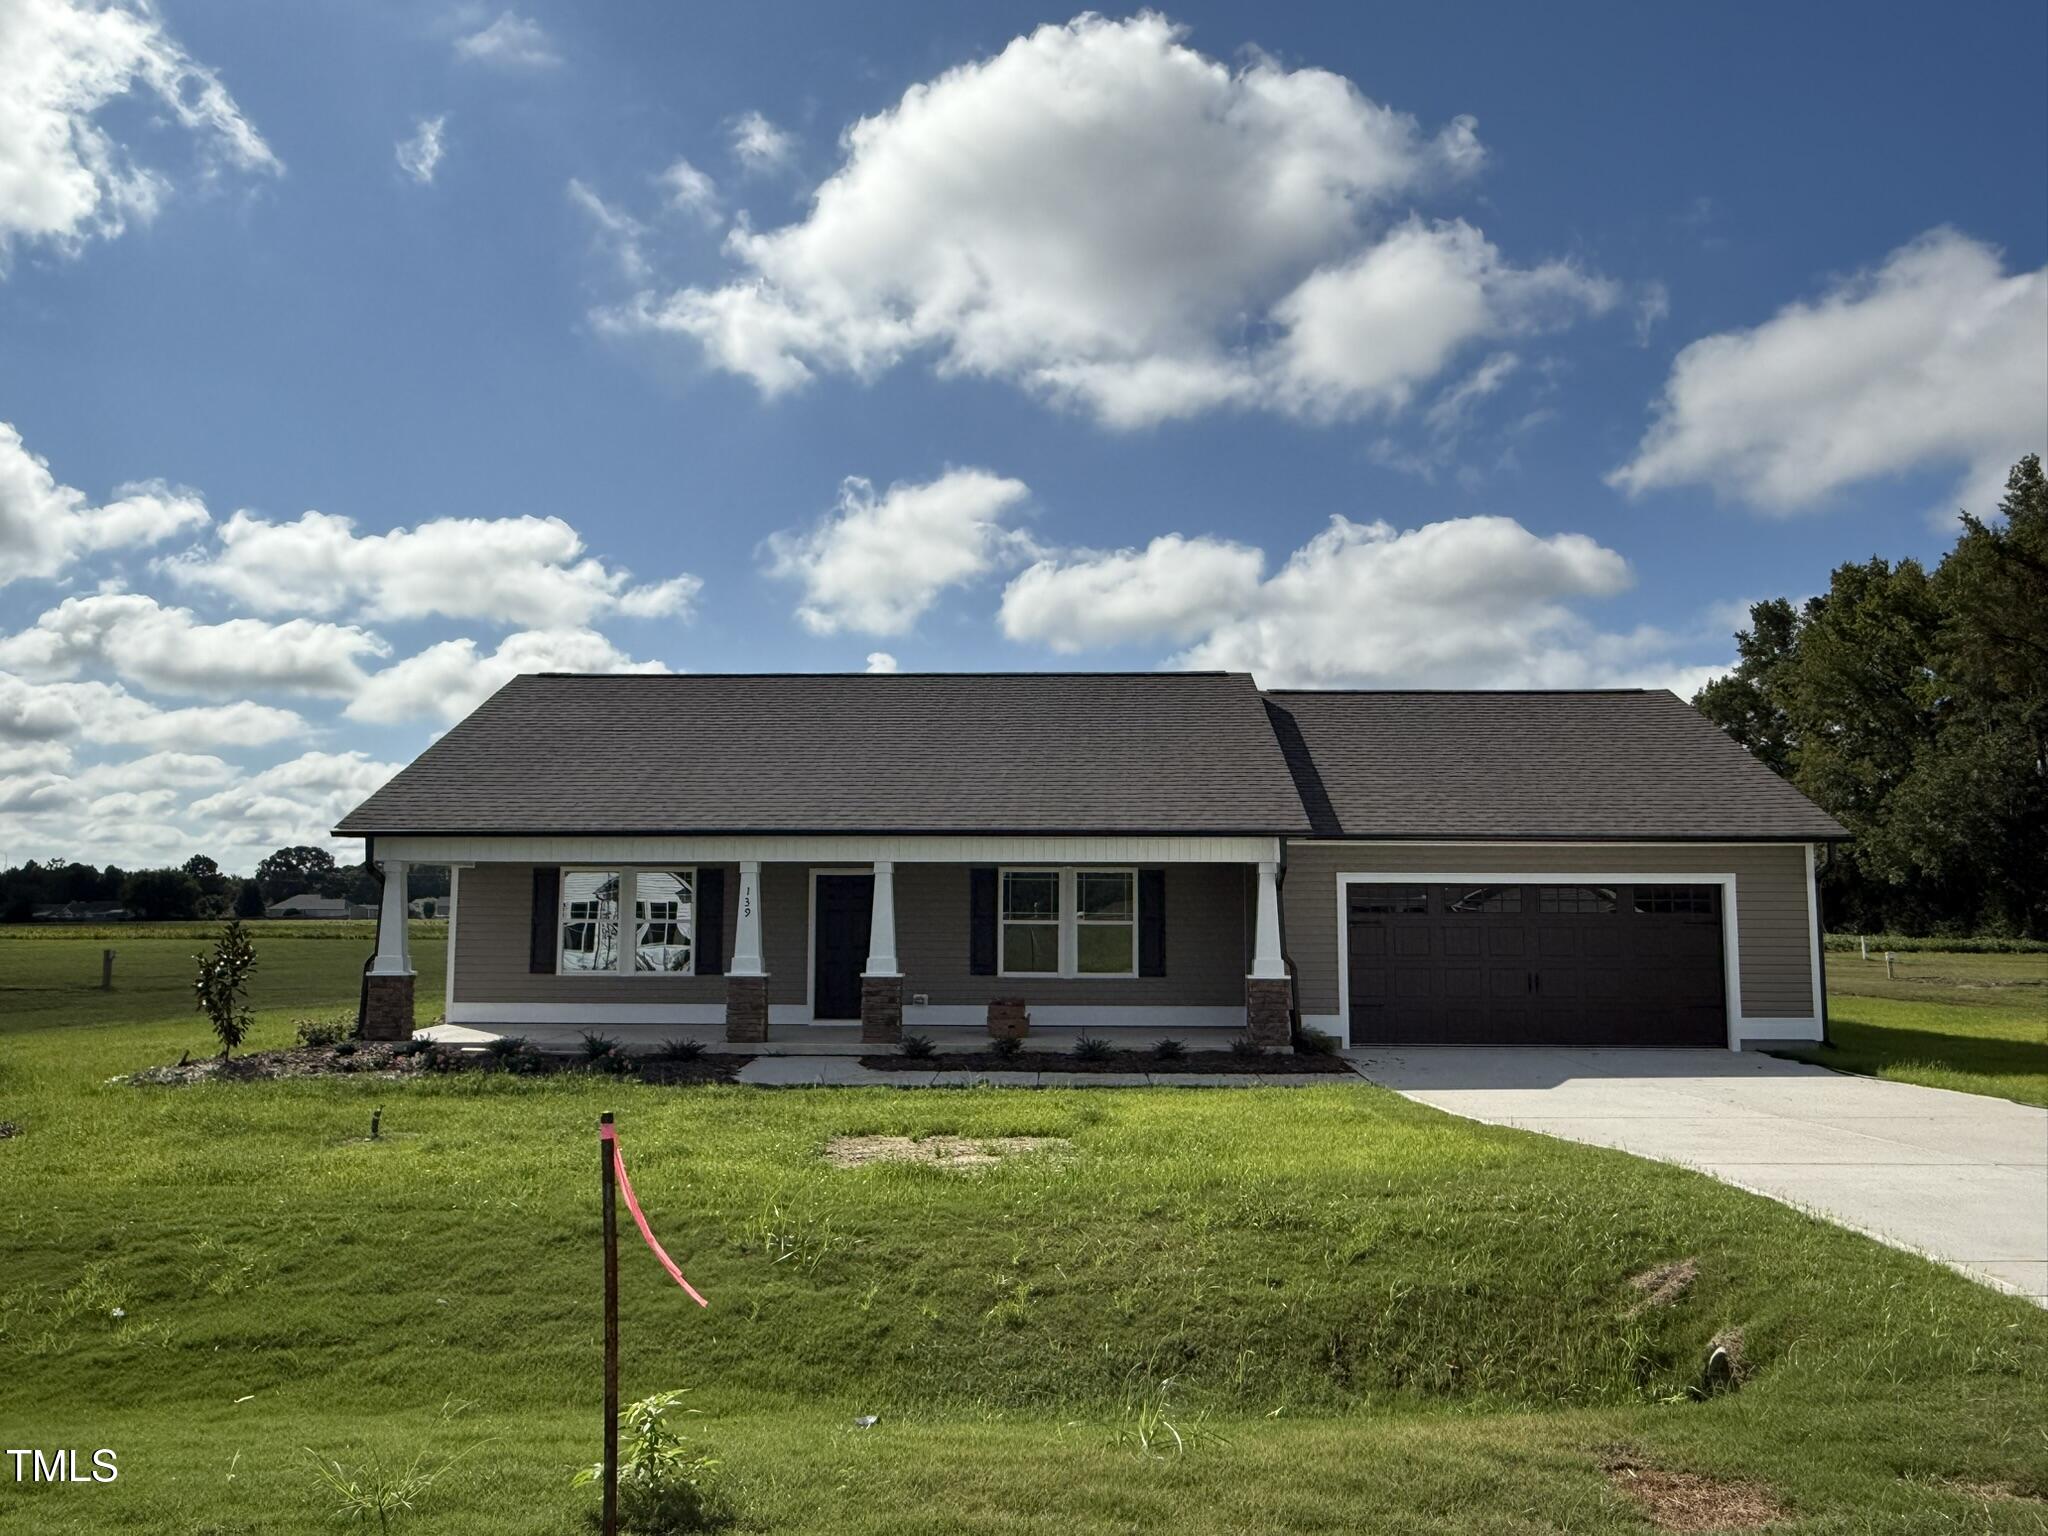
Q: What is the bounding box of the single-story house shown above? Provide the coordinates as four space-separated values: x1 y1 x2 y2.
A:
31 900 129 922
408 895 452 920
266 894 374 920
334 672 1844 1051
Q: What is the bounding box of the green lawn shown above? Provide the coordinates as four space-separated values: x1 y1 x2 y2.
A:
1 928 2044 1533
1780 948 2048 1106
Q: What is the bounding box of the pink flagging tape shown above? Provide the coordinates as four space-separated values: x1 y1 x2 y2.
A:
609 1136 709 1308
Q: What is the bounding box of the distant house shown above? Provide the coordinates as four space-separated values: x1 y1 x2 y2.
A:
266 895 361 920
408 896 451 921
31 900 130 923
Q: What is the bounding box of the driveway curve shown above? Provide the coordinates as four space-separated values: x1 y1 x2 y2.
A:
1348 1047 2047 1306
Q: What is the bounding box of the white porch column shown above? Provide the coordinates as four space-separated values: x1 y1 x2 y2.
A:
729 860 765 976
864 860 900 976
371 859 413 976
1249 860 1285 979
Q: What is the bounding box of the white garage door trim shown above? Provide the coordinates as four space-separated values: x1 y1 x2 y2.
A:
1327 871 1751 1052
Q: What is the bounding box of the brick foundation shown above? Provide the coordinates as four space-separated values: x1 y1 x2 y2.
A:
860 975 904 1043
987 997 1030 1039
362 972 415 1042
724 975 769 1042
1245 976 1292 1048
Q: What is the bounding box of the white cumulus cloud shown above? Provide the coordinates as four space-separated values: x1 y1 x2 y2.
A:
657 156 719 223
728 110 794 174
863 651 898 674
607 15 1604 429
161 508 700 628
346 628 667 725
0 670 305 750
1611 228 2048 514
0 592 387 697
454 12 559 69
0 421 210 587
764 470 1033 636
995 513 1720 690
396 115 447 185
1001 534 1264 652
0 0 279 263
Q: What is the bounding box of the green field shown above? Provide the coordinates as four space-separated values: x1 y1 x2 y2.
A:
1786 948 2048 1106
1 925 2044 1533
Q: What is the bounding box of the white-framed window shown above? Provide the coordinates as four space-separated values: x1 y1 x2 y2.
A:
560 870 622 973
1075 870 1136 975
999 867 1138 979
560 869 695 976
1000 868 1061 976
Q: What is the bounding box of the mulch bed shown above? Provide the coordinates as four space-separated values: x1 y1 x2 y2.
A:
125 1043 751 1086
858 1048 1353 1075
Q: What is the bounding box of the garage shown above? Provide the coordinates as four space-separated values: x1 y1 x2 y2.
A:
1344 882 1728 1047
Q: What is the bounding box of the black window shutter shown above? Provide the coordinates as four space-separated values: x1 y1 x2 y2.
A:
1138 868 1167 977
695 868 725 975
968 867 998 976
529 866 560 973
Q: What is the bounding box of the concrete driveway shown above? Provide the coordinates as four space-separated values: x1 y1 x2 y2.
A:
1348 1048 2048 1305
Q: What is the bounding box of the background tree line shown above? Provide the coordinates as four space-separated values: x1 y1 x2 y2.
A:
0 847 451 922
1696 455 2047 938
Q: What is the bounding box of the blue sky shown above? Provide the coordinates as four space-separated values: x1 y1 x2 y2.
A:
1 1 2043 871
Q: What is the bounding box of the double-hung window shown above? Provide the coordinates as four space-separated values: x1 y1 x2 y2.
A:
999 867 1137 978
560 869 695 975
1000 870 1061 976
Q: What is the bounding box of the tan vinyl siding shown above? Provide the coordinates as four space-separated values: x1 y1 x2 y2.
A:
1281 842 1816 1020
452 863 737 1005
455 861 1250 1009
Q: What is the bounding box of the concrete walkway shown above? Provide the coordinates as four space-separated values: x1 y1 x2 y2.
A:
1349 1047 2048 1306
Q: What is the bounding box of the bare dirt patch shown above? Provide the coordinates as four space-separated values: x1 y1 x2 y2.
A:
825 1135 1070 1170
1603 1453 1790 1532
1626 1257 1699 1314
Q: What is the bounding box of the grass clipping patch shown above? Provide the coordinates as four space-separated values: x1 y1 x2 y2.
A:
825 1135 1069 1170
1604 1453 1790 1532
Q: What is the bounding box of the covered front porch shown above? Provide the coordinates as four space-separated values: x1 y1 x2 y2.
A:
364 833 1297 1046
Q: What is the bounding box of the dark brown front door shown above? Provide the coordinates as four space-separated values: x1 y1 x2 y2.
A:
813 874 874 1021
1346 882 1725 1047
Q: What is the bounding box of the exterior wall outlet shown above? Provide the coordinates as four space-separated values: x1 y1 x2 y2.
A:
910 993 930 1006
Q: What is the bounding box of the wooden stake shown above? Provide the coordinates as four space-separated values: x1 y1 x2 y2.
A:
1885 951 1895 980
101 948 114 990
1859 935 1868 961
601 1111 619 1536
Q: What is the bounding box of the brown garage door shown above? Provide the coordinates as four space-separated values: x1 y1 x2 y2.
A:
1345 882 1726 1047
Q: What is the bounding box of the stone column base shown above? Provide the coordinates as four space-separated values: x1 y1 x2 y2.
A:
725 975 769 1041
363 972 415 1041
987 997 1029 1039
1245 976 1292 1048
861 975 903 1043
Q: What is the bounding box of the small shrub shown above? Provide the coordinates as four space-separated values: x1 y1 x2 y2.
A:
655 1037 707 1062
192 920 257 1058
899 1034 937 1059
482 1034 528 1062
574 1389 722 1533
988 1035 1024 1060
592 1046 637 1077
305 1439 485 1531
1072 1035 1114 1062
295 1015 353 1049
333 1040 358 1059
579 1031 623 1062
1293 1029 1340 1057
1148 1037 1186 1062
1228 1036 1267 1061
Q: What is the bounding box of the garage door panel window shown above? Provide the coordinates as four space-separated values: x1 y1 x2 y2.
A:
1537 885 1617 914
1448 885 1521 914
1353 885 1428 915
1634 885 1717 916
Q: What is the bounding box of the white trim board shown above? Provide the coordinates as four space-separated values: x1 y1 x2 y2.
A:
449 1000 1245 1030
1328 871 1814 1053
378 833 1282 866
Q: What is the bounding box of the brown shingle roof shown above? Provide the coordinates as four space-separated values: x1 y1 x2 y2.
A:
1262 689 1846 841
335 672 1311 836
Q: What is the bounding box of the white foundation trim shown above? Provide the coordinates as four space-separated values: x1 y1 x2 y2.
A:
1732 1016 1826 1048
1332 871 1751 1052
375 833 1282 866
447 1001 727 1026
